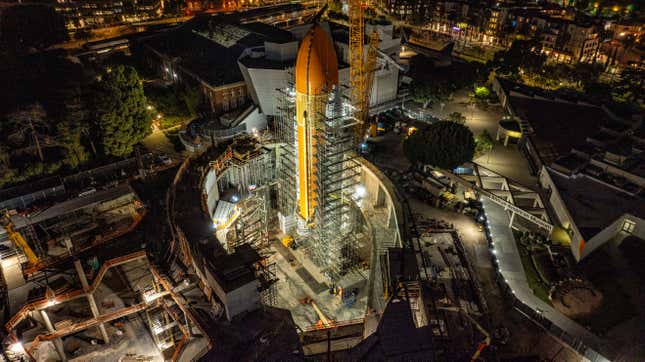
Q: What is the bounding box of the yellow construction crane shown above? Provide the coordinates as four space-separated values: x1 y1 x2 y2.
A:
349 0 379 145
2 213 40 267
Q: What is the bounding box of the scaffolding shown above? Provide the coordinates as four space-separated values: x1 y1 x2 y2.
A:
275 85 298 220
257 259 278 307
308 89 360 282
230 187 269 251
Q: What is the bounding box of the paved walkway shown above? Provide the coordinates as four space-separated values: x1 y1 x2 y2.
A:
482 198 610 361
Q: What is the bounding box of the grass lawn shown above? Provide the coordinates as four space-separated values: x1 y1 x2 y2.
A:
518 248 552 304
531 252 557 285
513 232 552 304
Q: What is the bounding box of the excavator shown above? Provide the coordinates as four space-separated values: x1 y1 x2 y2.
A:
1 212 40 270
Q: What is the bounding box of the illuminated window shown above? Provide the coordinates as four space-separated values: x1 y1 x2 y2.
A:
622 219 636 233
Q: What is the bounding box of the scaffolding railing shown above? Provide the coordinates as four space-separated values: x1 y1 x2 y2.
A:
276 86 298 217
307 90 360 281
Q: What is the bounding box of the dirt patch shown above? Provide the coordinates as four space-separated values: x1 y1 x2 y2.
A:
551 279 602 318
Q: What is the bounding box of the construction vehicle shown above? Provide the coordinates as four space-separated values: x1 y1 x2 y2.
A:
1 213 39 268
281 235 300 250
281 235 294 248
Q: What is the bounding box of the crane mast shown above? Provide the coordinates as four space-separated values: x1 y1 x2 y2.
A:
349 0 379 145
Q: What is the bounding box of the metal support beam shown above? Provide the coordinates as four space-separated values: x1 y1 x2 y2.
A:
65 237 110 344
40 310 67 362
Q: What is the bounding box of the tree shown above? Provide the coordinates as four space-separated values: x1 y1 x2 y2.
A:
92 65 151 157
448 111 467 124
612 67 643 105
403 121 475 170
6 103 48 161
181 86 202 116
474 86 491 100
57 120 89 169
492 39 545 76
575 0 590 11
0 144 10 169
475 130 494 156
411 80 445 108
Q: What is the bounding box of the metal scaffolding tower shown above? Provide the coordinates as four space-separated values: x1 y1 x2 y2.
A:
231 187 269 251
308 90 360 281
275 85 298 220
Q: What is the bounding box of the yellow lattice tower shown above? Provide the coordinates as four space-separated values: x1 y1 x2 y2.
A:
350 0 379 145
349 0 365 144
364 30 379 119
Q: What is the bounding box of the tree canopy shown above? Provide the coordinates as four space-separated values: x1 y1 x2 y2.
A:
92 65 151 157
448 111 467 124
403 121 475 170
408 54 489 108
474 86 491 99
475 130 494 156
491 39 546 77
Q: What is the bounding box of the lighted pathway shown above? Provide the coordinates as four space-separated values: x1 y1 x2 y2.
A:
482 198 611 362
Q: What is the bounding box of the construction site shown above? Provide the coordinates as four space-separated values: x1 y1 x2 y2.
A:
0 177 215 361
172 15 395 331
0 3 495 361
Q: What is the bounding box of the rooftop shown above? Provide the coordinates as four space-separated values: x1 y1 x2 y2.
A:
144 14 293 87
547 167 645 240
5 184 135 231
497 77 601 105
509 96 609 163
206 244 261 292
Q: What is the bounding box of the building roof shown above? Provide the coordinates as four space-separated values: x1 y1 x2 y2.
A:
497 77 601 105
7 184 134 230
360 297 435 360
207 244 261 293
295 23 338 95
547 168 645 240
144 15 293 87
509 96 609 163
238 55 294 70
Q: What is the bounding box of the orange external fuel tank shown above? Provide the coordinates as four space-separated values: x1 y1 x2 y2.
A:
294 24 338 221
